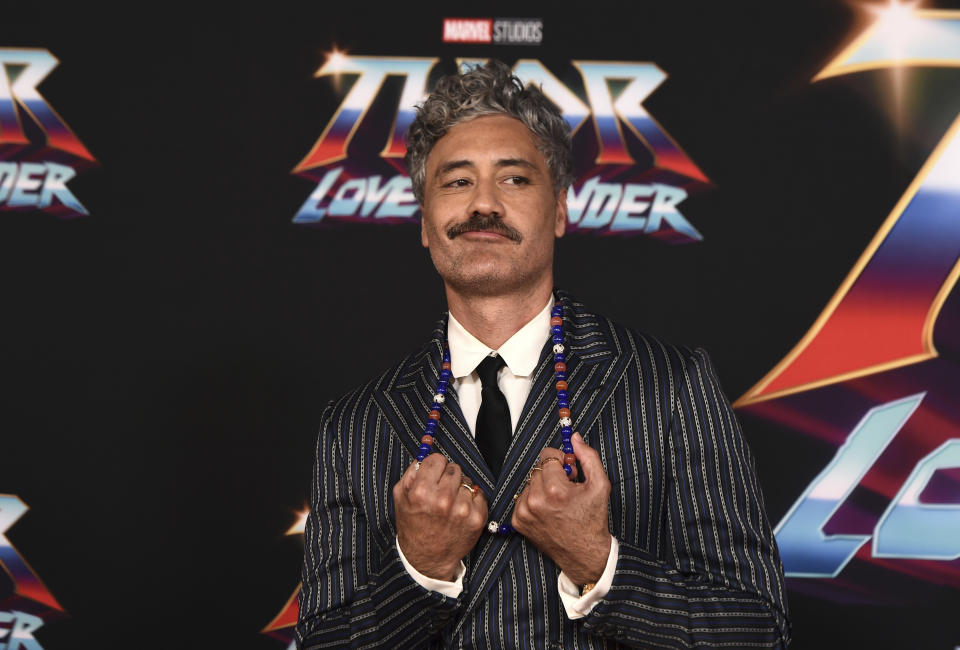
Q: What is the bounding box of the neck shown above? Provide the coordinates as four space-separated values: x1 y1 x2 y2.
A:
445 279 554 350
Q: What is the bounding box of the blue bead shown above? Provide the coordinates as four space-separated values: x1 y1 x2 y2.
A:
563 464 573 476
417 452 428 461
498 524 513 535
555 371 566 381
562 444 574 454
431 403 441 411
551 325 562 334
425 420 438 431
552 335 564 343
553 353 565 363
418 443 432 454
440 369 452 380
556 390 568 401
558 400 569 409
561 426 573 436
437 381 448 392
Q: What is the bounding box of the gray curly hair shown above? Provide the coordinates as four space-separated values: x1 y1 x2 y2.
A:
404 60 573 204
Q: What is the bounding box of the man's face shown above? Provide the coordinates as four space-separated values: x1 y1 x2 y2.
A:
420 114 567 298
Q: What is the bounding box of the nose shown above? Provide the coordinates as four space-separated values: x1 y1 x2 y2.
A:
466 175 504 218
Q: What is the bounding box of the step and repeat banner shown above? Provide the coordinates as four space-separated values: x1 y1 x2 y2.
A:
1 4 958 649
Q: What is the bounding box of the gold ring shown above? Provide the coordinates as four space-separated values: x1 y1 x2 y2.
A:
541 457 562 468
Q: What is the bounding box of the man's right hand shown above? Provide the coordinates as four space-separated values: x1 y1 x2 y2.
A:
394 453 489 582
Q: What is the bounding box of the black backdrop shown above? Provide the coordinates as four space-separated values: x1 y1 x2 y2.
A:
2 3 958 648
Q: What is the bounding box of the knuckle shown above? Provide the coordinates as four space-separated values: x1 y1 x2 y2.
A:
514 504 531 526
434 493 452 513
544 482 563 500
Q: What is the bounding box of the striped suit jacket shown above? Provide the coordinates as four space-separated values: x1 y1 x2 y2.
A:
297 293 791 649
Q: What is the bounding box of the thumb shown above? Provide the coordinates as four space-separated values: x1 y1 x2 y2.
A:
400 459 420 490
572 433 605 485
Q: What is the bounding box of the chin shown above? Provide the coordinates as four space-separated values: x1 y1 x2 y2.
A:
443 269 535 297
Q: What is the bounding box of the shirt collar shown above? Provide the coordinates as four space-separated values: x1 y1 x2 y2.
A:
447 296 554 379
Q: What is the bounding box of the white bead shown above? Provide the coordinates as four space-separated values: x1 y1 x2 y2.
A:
434 393 445 403
560 416 572 427
487 520 499 534
553 343 564 354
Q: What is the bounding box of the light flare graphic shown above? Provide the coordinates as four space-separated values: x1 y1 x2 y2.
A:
263 508 309 645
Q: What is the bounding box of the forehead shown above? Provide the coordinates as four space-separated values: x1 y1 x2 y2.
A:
426 114 545 170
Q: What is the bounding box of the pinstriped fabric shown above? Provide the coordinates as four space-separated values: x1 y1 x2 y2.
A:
297 293 791 649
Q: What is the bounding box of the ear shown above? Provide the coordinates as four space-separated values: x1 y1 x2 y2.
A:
554 188 568 238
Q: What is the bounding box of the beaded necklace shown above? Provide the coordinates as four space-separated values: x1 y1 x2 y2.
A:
416 302 576 535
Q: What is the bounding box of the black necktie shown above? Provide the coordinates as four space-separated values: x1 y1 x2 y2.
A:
475 355 511 478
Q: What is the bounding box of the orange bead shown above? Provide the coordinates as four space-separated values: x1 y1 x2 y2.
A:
428 410 440 420
555 380 568 391
563 453 577 466
550 316 563 326
558 408 571 418
442 361 451 370
420 434 434 445
554 362 566 373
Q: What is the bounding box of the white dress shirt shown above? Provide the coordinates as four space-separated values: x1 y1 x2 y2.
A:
396 296 619 619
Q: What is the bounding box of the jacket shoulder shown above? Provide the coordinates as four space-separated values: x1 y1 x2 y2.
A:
321 339 436 426
565 296 694 370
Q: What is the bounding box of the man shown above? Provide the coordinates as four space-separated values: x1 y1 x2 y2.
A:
297 60 791 649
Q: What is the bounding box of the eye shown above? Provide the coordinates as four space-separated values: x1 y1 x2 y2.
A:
443 178 470 188
504 175 530 185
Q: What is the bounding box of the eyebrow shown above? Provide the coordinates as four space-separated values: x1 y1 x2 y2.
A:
435 157 538 177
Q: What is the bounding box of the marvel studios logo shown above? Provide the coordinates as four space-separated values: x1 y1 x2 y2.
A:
442 18 543 45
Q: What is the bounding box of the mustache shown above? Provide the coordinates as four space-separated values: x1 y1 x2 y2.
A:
446 213 523 243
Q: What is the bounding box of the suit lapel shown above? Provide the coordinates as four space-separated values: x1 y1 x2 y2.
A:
454 292 634 631
376 316 497 494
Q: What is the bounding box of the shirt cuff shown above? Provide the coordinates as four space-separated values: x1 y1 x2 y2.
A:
396 536 465 598
557 536 618 619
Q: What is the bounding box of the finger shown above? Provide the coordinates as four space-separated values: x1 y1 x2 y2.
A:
417 452 448 483
572 433 605 486
541 446 577 480
401 460 420 489
510 488 529 530
471 485 489 513
526 460 550 492
539 447 564 464
456 478 480 508
437 461 463 491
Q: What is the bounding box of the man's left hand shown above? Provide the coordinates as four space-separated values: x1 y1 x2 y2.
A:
510 432 612 585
